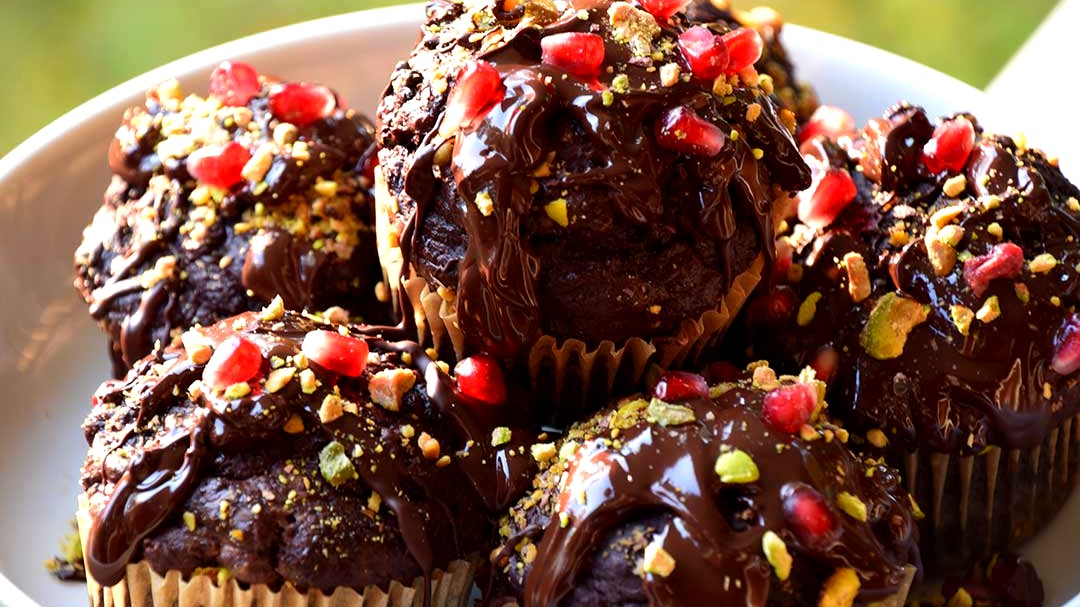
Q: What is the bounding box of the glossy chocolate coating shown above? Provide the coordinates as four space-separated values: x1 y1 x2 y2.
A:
741 103 1080 455
74 73 391 377
495 366 919 607
377 0 810 357
80 311 536 590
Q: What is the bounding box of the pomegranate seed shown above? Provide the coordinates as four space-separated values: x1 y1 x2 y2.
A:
638 0 689 20
797 167 857 230
678 27 729 80
653 371 709 401
762 382 818 434
203 335 262 390
808 346 840 385
781 482 839 549
798 105 856 145
268 82 337 126
922 116 976 174
208 61 261 107
963 243 1024 297
541 32 605 78
442 60 505 135
722 28 764 74
748 286 798 327
772 238 794 283
703 361 742 384
186 141 251 189
301 330 369 377
1052 314 1080 375
655 106 726 157
454 354 507 406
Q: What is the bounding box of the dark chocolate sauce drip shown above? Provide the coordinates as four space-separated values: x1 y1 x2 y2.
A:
395 0 809 356
85 311 535 590
520 386 918 606
241 228 325 310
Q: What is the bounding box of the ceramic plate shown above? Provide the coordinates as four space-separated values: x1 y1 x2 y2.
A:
0 5 1075 606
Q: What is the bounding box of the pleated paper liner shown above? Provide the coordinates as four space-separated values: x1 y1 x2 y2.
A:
76 497 476 607
902 413 1079 573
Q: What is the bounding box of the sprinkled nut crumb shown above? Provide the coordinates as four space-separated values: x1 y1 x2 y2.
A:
1068 197 1080 212
260 295 286 321
183 511 197 532
842 252 870 303
976 296 1001 323
223 382 251 400
751 365 779 390
950 305 975 336
530 442 557 463
474 190 495 216
947 588 975 607
181 330 213 364
242 144 274 183
930 204 965 229
659 63 680 87
943 175 967 197
283 414 305 434
418 432 441 460
324 306 350 324
797 291 823 326
642 541 676 578
761 531 792 580
265 367 297 393
299 369 318 394
866 429 888 448
545 198 569 227
1029 253 1057 273
369 368 417 412
714 449 759 483
492 426 512 447
746 103 762 122
273 122 299 147
319 394 344 423
820 568 861 607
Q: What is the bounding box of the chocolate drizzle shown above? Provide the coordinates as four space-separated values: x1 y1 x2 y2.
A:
83 311 536 590
744 103 1080 454
379 0 810 356
498 370 919 606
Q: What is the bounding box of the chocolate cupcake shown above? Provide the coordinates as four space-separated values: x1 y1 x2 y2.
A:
492 363 920 607
739 103 1080 570
685 0 819 122
74 61 391 377
376 0 811 417
77 308 536 606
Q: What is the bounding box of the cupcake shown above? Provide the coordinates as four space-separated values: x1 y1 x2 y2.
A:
492 362 920 607
74 61 391 377
684 0 819 122
739 103 1080 570
376 0 811 417
78 308 536 606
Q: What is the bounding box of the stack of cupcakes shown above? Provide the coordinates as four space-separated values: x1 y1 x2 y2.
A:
64 0 1075 605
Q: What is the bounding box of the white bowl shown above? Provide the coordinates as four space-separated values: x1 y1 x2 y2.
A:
0 5 1075 607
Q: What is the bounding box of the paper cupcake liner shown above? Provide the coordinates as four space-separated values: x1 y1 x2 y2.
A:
902 413 1079 572
76 497 476 607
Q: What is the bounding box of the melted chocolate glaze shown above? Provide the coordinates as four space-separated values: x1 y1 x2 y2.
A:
75 74 392 376
378 0 810 357
81 311 536 591
495 366 919 606
740 103 1080 455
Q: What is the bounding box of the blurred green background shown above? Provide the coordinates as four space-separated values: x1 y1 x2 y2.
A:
0 0 1056 155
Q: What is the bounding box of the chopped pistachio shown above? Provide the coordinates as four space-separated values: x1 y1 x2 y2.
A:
319 394 344 423
183 511 197 532
318 441 357 488
642 540 676 578
761 531 792 580
859 293 929 360
491 426 512 447
369 368 417 411
299 368 318 394
835 491 868 521
713 448 760 483
819 568 861 607
987 222 1003 239
976 296 1001 323
943 174 967 198
544 198 569 227
265 367 297 393
1014 282 1031 305
474 190 495 216
223 382 251 400
260 295 286 321
646 398 696 426
866 429 888 448
1029 253 1057 274
950 304 975 336
947 588 974 607
531 442 557 463
283 414 305 434
926 234 957 276
559 440 580 461
1068 197 1080 212
611 398 648 429
797 292 823 326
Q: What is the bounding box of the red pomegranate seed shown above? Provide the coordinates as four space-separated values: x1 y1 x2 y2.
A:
781 482 839 549
722 28 764 74
186 141 251 189
541 32 605 78
655 106 726 157
678 26 729 80
638 0 690 20
209 61 261 107
797 167 857 230
748 286 798 327
762 382 818 434
808 346 840 385
703 361 742 384
963 242 1024 297
1052 314 1080 375
922 116 976 174
798 105 856 145
442 60 506 135
203 335 262 391
653 371 709 401
454 354 508 406
301 330 369 377
268 82 337 126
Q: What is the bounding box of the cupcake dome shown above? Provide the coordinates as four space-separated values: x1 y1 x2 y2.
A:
79 309 535 602
376 0 811 367
740 103 1080 568
74 61 391 376
493 363 920 607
